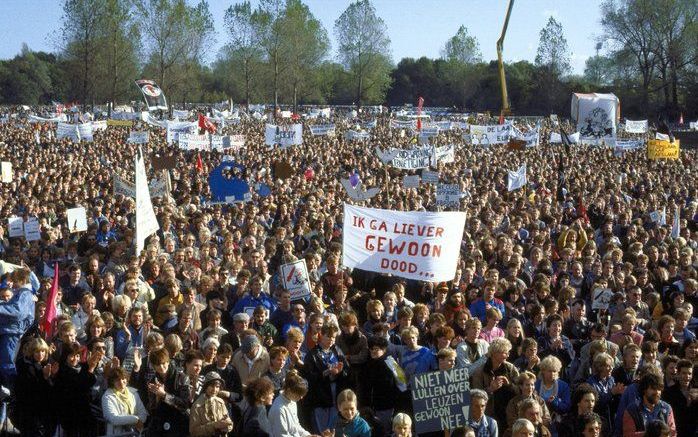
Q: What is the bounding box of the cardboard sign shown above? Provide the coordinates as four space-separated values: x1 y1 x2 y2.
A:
411 368 471 434
1 162 12 183
421 170 439 184
342 204 466 281
403 175 420 188
648 139 679 160
280 259 312 301
592 288 614 310
436 184 461 207
8 217 23 238
23 217 41 241
66 207 88 233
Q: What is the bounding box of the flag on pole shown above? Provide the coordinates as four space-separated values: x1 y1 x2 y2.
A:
198 113 216 134
135 147 160 254
679 113 684 125
416 96 424 131
499 112 505 125
41 263 59 338
196 152 203 173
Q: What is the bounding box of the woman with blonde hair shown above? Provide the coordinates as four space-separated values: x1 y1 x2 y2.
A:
535 356 570 421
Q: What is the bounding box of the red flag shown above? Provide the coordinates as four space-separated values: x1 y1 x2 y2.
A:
198 113 217 134
196 152 203 173
416 96 424 131
499 112 505 125
41 263 59 338
679 113 684 125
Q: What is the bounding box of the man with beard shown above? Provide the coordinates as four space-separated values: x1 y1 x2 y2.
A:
621 373 677 436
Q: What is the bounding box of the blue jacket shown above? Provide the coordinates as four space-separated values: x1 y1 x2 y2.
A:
469 298 506 323
0 287 35 336
334 414 371 437
232 292 277 317
114 325 145 361
466 415 498 437
535 378 571 414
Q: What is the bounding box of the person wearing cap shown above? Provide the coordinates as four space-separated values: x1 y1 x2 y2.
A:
221 312 250 352
189 371 234 437
232 333 270 387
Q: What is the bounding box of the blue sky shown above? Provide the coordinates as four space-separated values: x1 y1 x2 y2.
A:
0 0 602 74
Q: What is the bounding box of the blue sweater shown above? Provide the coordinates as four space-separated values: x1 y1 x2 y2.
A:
334 414 371 437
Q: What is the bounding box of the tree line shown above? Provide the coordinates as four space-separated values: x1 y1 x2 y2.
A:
0 0 695 119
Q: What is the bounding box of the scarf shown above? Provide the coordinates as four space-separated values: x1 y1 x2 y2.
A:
113 387 135 415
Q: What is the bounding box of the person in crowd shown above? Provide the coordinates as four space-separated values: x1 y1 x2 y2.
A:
534 356 570 422
269 369 328 437
612 343 641 386
621 373 677 436
232 333 270 387
361 335 400 434
189 371 234 437
661 359 696 437
466 389 498 437
455 318 489 372
101 367 148 436
333 389 371 437
13 337 54 436
537 314 575 371
505 371 551 429
240 377 274 437
392 413 412 437
586 352 624 430
145 348 191 437
471 337 519 426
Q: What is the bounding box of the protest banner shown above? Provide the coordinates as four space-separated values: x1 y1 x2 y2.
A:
431 144 455 165
436 184 461 208
178 133 210 151
66 207 88 233
434 121 453 131
418 127 440 139
135 148 159 253
135 79 168 111
421 170 439 184
390 148 432 170
572 93 619 142
128 131 149 144
345 130 371 141
309 124 336 136
280 259 312 301
28 114 67 123
402 175 420 189
469 124 511 145
549 132 562 143
516 127 540 148
56 123 80 141
592 288 614 310
172 109 189 119
690 121 698 131
149 178 168 198
106 119 133 127
411 367 471 434
375 147 400 165
77 123 93 141
362 119 377 130
166 121 196 144
8 217 23 238
265 124 303 149
507 164 527 191
113 174 136 198
91 120 107 131
647 139 679 159
625 120 648 134
390 119 416 129
23 217 41 241
1 162 12 183
342 204 466 281
613 140 643 156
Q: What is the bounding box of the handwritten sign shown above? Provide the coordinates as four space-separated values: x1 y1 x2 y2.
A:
66 207 88 233
411 368 471 434
342 204 466 281
436 184 461 208
23 217 41 241
421 170 439 184
280 259 311 301
8 217 23 238
403 175 420 188
647 139 679 160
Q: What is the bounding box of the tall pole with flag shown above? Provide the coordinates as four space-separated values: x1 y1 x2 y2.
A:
41 263 59 339
416 97 424 131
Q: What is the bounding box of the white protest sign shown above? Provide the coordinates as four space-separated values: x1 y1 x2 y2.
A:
390 148 432 170
390 119 415 129
403 175 420 189
280 259 312 300
149 178 168 198
166 121 196 144
592 288 614 310
265 124 303 149
549 132 562 143
342 204 466 281
56 122 80 141
375 147 400 165
434 121 453 131
172 109 190 119
436 184 461 207
656 132 670 141
113 174 136 198
23 217 41 241
1 162 12 183
431 144 455 165
470 124 511 145
421 170 439 184
690 121 698 131
128 131 150 144
345 130 370 141
135 149 159 253
66 207 88 233
625 120 648 134
340 179 380 202
309 124 336 136
8 217 23 238
517 127 540 148
418 127 439 138
614 140 643 156
178 133 210 151
77 123 93 141
507 164 527 191
91 120 107 131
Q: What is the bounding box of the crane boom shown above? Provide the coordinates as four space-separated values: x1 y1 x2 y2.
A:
497 0 515 116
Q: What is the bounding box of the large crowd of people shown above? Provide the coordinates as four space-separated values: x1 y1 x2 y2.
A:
0 105 695 437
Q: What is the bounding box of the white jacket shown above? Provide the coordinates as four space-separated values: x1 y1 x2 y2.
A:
269 393 311 437
101 387 148 436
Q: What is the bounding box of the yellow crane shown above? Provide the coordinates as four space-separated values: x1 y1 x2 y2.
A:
497 0 515 118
